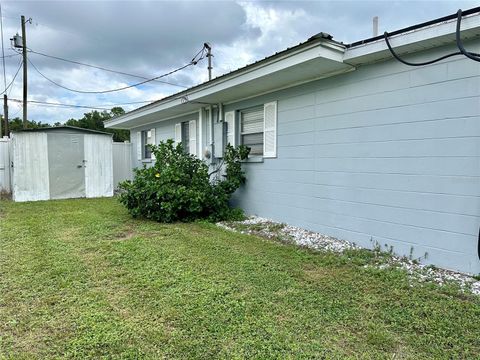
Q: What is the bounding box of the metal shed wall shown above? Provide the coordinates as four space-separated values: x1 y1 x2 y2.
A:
12 132 50 202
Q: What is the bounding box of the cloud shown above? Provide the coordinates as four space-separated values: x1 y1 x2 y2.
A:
0 0 476 124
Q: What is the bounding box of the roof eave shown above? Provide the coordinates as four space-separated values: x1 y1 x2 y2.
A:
105 39 350 129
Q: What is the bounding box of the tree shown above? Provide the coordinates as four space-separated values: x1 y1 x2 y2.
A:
5 107 129 142
7 117 51 132
64 107 129 142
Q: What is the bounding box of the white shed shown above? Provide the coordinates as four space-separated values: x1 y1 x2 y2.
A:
11 126 114 202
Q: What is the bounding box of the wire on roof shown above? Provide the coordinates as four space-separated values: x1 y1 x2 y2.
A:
27 45 206 94
384 8 480 66
455 9 480 63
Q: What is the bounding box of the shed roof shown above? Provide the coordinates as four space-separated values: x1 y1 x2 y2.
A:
14 126 113 136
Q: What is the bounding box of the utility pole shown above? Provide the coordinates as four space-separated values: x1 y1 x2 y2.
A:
21 15 27 128
204 43 212 80
3 94 8 136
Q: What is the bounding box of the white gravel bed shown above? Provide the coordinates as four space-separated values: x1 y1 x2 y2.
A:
218 215 480 296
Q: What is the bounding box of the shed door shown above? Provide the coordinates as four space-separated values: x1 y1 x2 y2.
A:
47 133 86 199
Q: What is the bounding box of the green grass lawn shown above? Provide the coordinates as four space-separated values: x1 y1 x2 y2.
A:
1 198 479 359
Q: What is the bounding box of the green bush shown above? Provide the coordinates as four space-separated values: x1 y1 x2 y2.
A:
118 139 250 222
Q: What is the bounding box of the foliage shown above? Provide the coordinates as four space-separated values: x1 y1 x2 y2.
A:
1 198 479 358
5 117 51 133
118 140 249 222
65 107 129 142
3 107 129 142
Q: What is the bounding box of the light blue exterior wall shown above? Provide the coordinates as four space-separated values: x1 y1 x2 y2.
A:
128 43 480 274
230 44 480 274
131 112 199 169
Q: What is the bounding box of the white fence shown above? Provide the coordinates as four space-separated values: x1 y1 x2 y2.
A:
0 137 11 195
113 142 133 189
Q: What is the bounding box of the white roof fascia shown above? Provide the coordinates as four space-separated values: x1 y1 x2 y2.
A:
344 13 480 65
105 40 346 128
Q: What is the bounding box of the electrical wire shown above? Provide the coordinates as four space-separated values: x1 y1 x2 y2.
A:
0 58 22 95
9 98 160 110
9 102 21 117
28 50 188 88
9 98 111 110
0 53 19 59
384 34 461 66
384 8 480 66
27 46 206 94
0 3 7 91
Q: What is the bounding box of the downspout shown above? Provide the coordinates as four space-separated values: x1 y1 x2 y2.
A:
198 108 203 160
212 103 223 161
218 102 224 122
208 104 213 151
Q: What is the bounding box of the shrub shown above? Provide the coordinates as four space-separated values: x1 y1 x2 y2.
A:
118 139 250 222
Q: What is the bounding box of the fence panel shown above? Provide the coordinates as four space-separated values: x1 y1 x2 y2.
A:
112 142 132 189
0 137 11 195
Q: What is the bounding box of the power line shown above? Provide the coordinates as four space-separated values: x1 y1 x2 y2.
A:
9 98 160 110
27 46 205 94
28 50 188 89
9 98 111 110
0 53 20 59
0 58 22 95
0 4 7 91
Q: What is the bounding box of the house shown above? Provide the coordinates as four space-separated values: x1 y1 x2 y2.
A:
105 8 480 274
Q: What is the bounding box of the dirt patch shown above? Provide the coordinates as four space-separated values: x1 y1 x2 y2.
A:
108 229 136 241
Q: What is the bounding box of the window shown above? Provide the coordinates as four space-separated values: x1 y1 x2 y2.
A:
142 130 153 159
137 129 155 161
175 120 197 156
240 106 264 156
181 122 190 153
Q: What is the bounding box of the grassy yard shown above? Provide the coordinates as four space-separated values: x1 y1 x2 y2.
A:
0 198 479 359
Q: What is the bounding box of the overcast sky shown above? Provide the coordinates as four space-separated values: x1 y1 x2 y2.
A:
1 0 477 124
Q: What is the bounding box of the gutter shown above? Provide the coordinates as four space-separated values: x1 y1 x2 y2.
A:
348 6 480 48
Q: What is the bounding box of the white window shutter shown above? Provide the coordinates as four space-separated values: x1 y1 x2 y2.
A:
189 120 197 156
263 101 277 158
150 128 156 160
137 131 142 160
174 123 182 145
225 111 236 147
